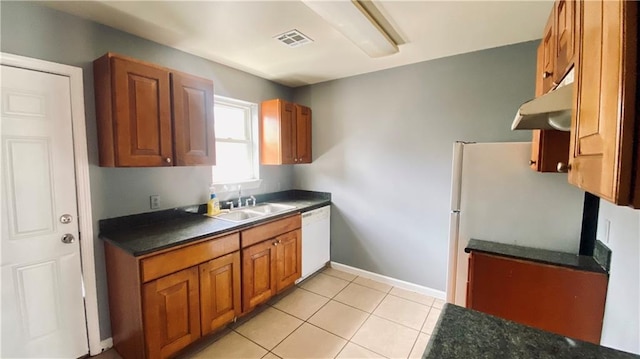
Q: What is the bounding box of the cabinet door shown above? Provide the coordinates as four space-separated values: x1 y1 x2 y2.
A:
111 57 173 167
467 252 607 344
541 9 556 93
554 0 577 82
295 105 312 164
280 101 296 164
568 0 637 205
200 252 241 336
142 267 200 359
242 240 277 312
275 229 302 292
531 43 570 173
171 72 216 166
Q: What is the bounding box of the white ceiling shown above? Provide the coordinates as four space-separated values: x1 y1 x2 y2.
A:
44 1 553 88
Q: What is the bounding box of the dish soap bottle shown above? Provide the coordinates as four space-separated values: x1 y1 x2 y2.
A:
207 186 221 216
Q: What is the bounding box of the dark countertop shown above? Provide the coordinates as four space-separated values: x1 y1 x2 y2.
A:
424 304 638 359
465 239 608 274
99 190 330 256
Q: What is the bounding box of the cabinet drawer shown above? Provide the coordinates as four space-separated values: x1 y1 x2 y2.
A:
241 215 301 248
140 233 240 283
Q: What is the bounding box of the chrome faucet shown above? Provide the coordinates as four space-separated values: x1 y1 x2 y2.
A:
225 201 235 210
236 188 243 208
245 196 256 207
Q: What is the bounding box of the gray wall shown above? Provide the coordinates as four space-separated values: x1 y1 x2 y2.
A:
597 202 640 354
1 1 294 339
292 41 535 292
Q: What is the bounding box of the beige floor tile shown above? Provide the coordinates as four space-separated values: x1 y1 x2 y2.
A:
336 342 385 358
262 353 281 359
235 307 303 350
432 299 445 309
352 316 419 359
409 333 431 359
421 308 442 334
191 331 267 359
272 323 347 359
308 300 369 339
373 295 430 330
299 273 349 298
272 287 329 320
353 277 392 293
323 267 357 281
389 287 436 306
334 283 386 313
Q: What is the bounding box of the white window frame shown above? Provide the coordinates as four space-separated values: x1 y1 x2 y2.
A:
212 95 260 190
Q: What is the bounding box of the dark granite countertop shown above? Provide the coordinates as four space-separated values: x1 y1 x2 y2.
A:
465 239 607 274
424 304 638 359
99 190 330 256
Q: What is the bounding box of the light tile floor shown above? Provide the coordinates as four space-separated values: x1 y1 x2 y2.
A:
95 267 444 359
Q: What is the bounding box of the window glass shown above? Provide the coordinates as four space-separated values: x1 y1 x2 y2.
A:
212 96 258 184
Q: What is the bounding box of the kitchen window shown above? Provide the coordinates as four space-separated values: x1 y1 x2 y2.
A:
212 96 259 185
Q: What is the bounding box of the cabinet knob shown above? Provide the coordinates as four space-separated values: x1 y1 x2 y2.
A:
165 157 172 164
543 71 553 79
557 162 571 173
273 241 279 246
529 160 536 166
294 158 298 162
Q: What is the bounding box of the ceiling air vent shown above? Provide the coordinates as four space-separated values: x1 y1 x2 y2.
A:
274 29 313 48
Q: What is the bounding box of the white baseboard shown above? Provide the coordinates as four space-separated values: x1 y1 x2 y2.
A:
95 338 113 355
330 262 446 300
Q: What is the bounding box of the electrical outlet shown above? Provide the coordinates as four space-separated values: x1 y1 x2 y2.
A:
150 195 160 209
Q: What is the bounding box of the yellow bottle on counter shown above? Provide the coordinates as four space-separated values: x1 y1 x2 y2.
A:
207 193 221 216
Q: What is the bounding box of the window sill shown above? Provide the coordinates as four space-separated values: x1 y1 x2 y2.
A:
212 179 262 193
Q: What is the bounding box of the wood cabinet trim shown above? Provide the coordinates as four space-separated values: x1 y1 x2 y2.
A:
140 233 240 283
104 242 146 359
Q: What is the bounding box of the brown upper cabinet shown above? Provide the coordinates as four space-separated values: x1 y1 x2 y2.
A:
540 8 556 93
94 53 216 167
553 0 578 84
260 99 312 165
530 5 572 173
568 0 639 208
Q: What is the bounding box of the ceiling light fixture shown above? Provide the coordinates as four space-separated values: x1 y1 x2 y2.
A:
301 0 400 58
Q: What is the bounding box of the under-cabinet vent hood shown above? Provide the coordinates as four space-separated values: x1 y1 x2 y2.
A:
511 70 574 132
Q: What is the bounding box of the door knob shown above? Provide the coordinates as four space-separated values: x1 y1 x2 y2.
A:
61 233 75 244
557 162 571 173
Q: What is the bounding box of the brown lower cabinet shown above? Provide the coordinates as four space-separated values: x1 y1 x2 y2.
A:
105 214 302 359
241 216 302 312
142 267 201 359
466 251 608 344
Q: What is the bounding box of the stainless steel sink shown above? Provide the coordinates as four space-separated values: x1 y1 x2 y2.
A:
213 203 296 223
249 203 296 214
214 210 264 222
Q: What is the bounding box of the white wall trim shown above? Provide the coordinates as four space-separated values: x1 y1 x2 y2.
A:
330 261 446 300
0 53 102 356
99 338 113 353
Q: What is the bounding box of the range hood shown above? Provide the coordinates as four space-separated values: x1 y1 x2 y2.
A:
511 70 574 132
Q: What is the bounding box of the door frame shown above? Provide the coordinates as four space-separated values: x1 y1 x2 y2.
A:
0 52 101 355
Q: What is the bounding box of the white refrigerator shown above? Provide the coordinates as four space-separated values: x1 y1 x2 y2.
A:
446 142 585 306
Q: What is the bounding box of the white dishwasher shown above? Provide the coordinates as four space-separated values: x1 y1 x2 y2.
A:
299 205 331 281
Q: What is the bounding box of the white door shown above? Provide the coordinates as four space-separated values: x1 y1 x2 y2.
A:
1 65 88 358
